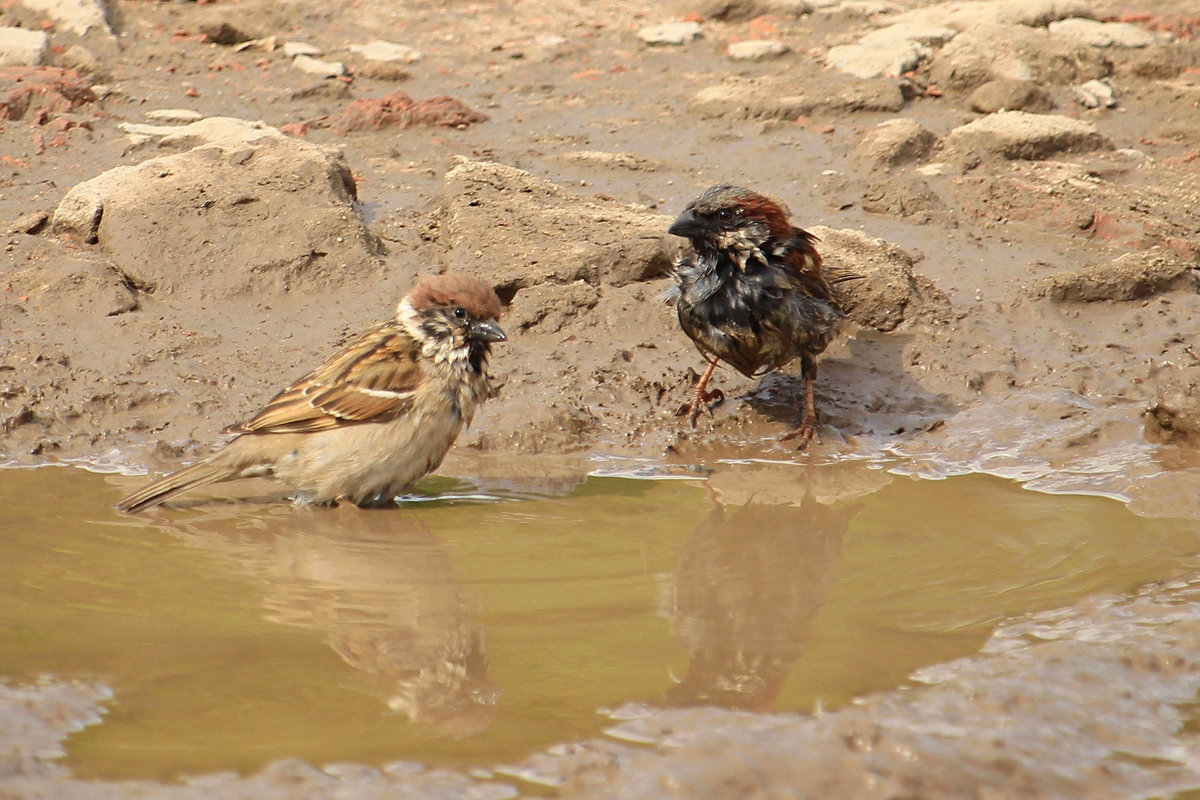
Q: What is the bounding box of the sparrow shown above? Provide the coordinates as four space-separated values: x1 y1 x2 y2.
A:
116 273 507 513
664 185 857 448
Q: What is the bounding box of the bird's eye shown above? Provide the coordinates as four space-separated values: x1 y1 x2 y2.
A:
452 306 467 319
715 208 736 221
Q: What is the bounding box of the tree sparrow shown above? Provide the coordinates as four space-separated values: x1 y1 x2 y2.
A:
117 273 506 512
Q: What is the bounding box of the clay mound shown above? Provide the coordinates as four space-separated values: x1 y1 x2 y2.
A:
51 118 384 299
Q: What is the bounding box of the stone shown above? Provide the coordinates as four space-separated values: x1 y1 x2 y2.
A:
1048 17 1157 48
282 41 323 57
197 20 257 46
51 118 382 298
727 40 790 61
55 45 101 77
853 118 938 168
968 78 1053 113
428 158 676 291
689 75 903 120
145 108 204 123
1032 250 1198 303
10 210 48 234
929 23 1110 91
14 0 111 37
942 111 1112 160
0 27 49 68
809 226 952 330
348 40 423 63
1072 78 1116 108
637 22 702 46
292 55 346 78
826 23 957 78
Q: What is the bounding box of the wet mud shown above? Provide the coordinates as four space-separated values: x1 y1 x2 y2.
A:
3 0 1200 795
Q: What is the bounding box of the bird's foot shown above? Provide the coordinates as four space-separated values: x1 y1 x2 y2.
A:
675 387 725 428
780 416 818 450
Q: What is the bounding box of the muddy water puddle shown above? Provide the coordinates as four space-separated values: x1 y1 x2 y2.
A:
2 461 1199 782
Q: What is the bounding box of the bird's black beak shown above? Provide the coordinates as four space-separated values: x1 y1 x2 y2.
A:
472 319 507 343
668 208 705 239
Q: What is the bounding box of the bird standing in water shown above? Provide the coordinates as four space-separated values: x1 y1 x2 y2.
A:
117 273 506 512
665 185 855 447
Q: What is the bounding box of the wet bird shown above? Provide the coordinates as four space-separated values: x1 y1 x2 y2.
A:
116 273 506 513
665 185 856 447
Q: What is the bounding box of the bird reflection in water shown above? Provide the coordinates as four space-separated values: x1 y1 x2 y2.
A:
666 483 857 710
164 506 496 738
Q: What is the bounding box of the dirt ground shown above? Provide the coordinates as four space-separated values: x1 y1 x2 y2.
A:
3 0 1200 795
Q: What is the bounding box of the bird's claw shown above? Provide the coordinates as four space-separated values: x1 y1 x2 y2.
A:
780 417 818 450
675 388 725 428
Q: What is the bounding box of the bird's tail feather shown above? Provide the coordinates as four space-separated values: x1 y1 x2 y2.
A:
116 460 233 514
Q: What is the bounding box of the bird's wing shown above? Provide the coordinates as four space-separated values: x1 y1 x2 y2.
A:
226 323 423 434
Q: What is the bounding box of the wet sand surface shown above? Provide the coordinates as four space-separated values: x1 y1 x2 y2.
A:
3 0 1200 794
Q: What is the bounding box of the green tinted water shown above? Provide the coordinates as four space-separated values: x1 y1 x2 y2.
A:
2 461 1198 780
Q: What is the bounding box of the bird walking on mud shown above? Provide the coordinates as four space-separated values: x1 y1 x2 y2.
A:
116 273 506 513
664 185 856 448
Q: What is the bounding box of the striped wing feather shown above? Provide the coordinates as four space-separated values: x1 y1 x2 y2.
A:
226 323 422 434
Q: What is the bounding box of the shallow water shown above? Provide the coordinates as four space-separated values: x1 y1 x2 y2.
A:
2 461 1198 781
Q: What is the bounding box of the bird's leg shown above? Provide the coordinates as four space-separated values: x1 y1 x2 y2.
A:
675 358 725 428
781 354 819 449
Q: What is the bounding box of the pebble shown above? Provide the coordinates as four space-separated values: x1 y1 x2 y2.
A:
348 40 423 63
15 0 111 37
637 21 702 45
1048 17 1158 48
282 41 324 57
0 26 49 68
727 39 790 61
145 108 205 123
1072 78 1116 108
292 54 347 78
10 211 48 235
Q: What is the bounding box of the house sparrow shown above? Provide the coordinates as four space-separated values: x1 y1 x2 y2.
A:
665 185 857 447
116 273 506 513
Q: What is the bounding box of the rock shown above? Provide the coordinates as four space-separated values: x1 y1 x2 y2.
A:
853 118 937 168
638 22 702 46
727 40 791 61
332 91 488 133
506 281 601 333
1048 17 1157 48
929 23 1110 91
50 119 382 299
292 55 346 78
282 41 323 57
689 75 904 120
968 79 1054 113
809 226 951 330
355 62 411 82
55 45 102 77
0 66 95 122
348 40 423 63
895 0 1095 30
196 20 258 47
0 27 49 68
14 0 111 37
1072 78 1116 108
10 210 48 234
696 0 814 20
145 108 204 123
428 158 676 292
1032 250 1198 303
943 111 1111 161
826 23 957 79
